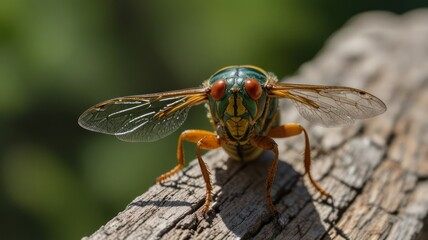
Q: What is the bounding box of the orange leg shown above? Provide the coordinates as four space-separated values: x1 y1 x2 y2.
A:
195 134 223 214
268 123 331 198
156 129 222 214
251 135 279 214
156 129 215 182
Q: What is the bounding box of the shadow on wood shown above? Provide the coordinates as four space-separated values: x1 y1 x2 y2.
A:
126 151 334 239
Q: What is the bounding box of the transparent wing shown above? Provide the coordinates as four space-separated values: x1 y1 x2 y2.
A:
269 83 386 127
78 87 209 142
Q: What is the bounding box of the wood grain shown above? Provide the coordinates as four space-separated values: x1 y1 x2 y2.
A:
83 9 428 240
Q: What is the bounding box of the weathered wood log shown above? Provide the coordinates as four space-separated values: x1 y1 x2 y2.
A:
83 10 428 240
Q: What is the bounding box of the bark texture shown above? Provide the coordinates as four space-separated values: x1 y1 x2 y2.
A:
83 10 428 240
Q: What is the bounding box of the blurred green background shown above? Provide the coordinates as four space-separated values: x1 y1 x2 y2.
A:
1 1 426 239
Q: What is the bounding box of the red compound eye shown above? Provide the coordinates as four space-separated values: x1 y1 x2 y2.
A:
245 78 262 100
211 79 226 100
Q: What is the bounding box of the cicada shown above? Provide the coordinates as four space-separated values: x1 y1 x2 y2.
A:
78 65 386 214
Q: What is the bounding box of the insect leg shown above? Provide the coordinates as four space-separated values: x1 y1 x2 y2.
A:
267 123 331 198
156 130 218 183
195 134 223 215
251 136 279 214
